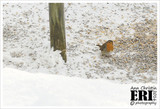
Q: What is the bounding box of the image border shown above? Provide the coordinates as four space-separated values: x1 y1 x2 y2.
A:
0 0 159 108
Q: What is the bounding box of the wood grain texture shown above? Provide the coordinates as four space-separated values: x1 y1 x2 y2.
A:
49 3 67 62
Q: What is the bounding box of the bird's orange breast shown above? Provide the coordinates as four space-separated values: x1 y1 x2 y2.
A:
106 42 113 52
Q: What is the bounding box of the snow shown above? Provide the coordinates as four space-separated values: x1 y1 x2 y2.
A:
2 67 157 108
1 2 159 108
3 3 157 83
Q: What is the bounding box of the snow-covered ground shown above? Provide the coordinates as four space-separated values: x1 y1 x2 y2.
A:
1 2 159 108
3 3 157 83
2 68 157 108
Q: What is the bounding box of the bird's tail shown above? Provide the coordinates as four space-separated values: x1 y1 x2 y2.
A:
96 44 101 48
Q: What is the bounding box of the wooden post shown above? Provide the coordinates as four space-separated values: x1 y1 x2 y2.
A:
49 3 67 62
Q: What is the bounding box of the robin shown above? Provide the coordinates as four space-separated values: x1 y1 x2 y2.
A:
97 40 113 57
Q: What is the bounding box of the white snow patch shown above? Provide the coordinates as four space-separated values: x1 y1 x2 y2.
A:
2 68 157 108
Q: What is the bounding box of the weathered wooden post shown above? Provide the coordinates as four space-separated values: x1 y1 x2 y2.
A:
49 3 67 62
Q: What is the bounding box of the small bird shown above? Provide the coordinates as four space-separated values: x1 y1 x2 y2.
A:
97 40 113 57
